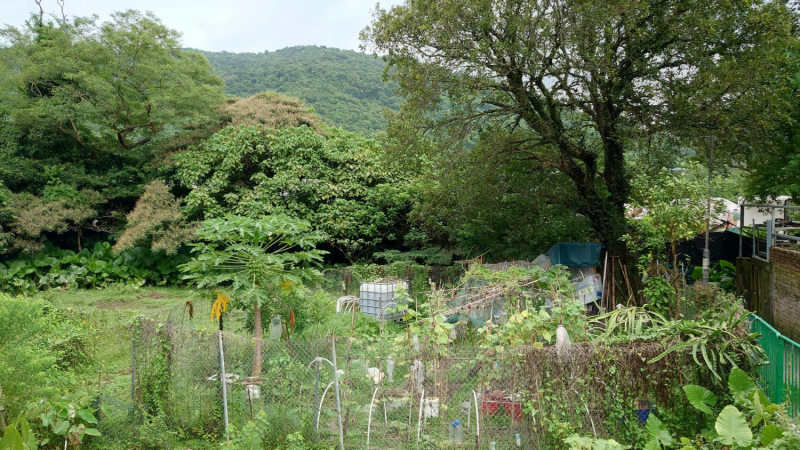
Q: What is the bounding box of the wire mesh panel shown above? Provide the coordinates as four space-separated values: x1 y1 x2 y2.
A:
782 336 800 418
126 311 752 448
750 314 800 417
118 265 791 448
132 302 225 440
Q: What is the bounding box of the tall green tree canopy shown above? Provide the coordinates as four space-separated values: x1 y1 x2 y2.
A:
200 46 401 136
0 10 225 152
174 125 415 262
408 127 593 260
363 0 797 257
746 66 800 203
0 9 226 253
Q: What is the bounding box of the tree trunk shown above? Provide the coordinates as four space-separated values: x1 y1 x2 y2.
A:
671 243 681 319
569 163 642 302
252 302 263 378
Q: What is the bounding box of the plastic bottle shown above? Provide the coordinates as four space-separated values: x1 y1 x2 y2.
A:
516 431 522 447
449 419 462 443
386 356 395 382
491 442 497 449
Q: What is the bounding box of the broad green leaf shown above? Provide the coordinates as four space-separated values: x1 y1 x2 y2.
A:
646 414 673 447
77 409 98 424
0 425 25 450
728 368 757 398
683 385 717 415
83 428 101 437
760 424 782 446
714 405 753 447
751 389 768 426
52 420 70 436
0 428 20 450
16 418 36 450
642 440 661 450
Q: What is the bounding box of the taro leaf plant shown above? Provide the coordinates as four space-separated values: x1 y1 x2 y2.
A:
181 214 325 378
692 260 737 293
642 368 790 450
0 417 37 450
28 393 100 449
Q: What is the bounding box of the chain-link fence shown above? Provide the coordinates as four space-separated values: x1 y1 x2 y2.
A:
129 320 710 448
120 262 723 448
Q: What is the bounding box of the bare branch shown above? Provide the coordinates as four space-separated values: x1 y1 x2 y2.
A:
34 0 44 25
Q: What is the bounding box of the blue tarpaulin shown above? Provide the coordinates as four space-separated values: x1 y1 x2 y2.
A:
545 242 603 267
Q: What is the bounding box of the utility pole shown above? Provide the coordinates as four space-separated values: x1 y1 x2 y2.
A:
702 135 715 286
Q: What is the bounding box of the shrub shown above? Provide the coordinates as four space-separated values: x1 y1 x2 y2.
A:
0 296 66 417
0 242 188 294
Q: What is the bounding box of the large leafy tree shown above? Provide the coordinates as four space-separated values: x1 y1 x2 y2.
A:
363 0 796 262
175 125 414 262
0 9 225 253
408 127 594 260
0 10 225 152
747 64 800 204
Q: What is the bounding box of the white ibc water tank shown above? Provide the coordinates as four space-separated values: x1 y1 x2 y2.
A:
359 280 408 321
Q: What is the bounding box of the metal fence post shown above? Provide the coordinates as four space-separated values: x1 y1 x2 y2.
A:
218 331 230 444
314 361 320 442
766 220 773 262
130 320 137 403
739 205 744 257
774 334 785 410
331 335 345 450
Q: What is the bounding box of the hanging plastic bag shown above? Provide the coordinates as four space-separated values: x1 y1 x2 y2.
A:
269 315 282 340
555 324 571 357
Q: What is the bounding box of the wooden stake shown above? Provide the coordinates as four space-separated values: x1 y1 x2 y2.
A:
611 256 617 308
617 258 635 306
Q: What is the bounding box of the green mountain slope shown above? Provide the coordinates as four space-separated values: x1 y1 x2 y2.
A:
199 46 400 135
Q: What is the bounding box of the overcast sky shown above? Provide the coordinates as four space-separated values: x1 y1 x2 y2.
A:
3 0 404 53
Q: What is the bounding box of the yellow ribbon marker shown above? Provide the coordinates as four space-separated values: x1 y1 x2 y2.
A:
211 293 231 322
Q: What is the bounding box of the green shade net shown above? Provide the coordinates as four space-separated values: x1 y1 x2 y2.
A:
545 242 603 267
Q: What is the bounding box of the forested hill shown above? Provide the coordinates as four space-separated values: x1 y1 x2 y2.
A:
198 46 400 135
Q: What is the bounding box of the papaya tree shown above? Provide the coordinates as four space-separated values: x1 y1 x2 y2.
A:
180 214 325 378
